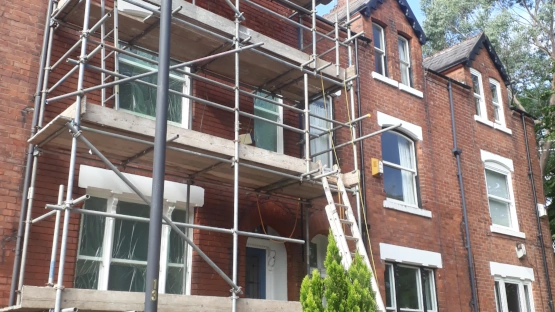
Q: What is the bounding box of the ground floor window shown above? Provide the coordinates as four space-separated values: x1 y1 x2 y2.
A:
384 263 437 312
494 278 533 312
74 195 193 294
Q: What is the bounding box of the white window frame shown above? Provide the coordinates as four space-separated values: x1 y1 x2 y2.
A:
254 92 284 154
309 97 333 169
75 192 194 295
470 68 487 120
489 78 505 126
381 131 419 207
118 56 191 129
494 278 534 312
398 36 411 87
384 263 438 312
373 23 387 76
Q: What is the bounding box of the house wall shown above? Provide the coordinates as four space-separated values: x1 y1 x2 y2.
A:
1 0 554 310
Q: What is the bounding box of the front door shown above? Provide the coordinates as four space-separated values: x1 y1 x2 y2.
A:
245 247 266 299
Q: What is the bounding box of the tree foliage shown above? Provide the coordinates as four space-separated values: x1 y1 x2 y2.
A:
300 233 377 312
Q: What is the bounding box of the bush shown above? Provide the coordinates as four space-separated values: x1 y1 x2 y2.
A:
300 233 377 312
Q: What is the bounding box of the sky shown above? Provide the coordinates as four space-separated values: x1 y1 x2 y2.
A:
316 0 425 25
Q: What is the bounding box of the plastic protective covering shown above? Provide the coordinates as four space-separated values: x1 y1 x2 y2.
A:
75 197 188 294
119 48 185 124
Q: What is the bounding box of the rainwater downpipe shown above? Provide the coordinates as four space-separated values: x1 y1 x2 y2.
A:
513 107 555 312
9 0 55 305
447 80 479 312
354 38 368 229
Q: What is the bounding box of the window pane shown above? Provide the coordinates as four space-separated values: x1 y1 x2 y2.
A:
472 74 481 96
381 132 414 169
475 97 482 116
309 242 318 268
494 107 500 122
400 63 410 86
373 25 383 49
384 265 394 308
108 263 147 292
491 83 499 103
398 38 408 62
168 209 187 264
489 199 512 227
505 282 522 312
524 285 532 312
375 51 384 75
310 99 333 168
384 166 404 201
254 107 279 152
79 197 107 257
254 93 279 112
486 170 509 199
397 266 420 309
166 266 185 295
74 259 100 289
495 281 503 312
425 270 434 310
119 63 183 124
112 202 150 261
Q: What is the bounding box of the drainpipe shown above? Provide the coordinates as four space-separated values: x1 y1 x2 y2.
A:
9 0 55 305
447 80 479 312
512 107 555 312
354 39 368 229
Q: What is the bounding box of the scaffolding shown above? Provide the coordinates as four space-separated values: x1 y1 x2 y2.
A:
8 0 388 310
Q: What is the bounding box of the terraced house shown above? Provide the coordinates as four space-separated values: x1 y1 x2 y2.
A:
0 0 553 310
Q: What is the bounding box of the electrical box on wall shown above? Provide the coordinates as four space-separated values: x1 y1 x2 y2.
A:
538 203 547 218
516 243 527 259
371 158 383 177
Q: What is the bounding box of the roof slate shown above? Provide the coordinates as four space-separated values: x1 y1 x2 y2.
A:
423 33 510 84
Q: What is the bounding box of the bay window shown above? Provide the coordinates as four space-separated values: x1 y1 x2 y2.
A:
74 196 193 294
385 263 437 312
495 278 534 312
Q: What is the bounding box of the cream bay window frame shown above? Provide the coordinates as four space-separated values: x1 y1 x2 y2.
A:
75 192 194 294
384 263 438 312
484 162 519 233
494 278 534 312
471 68 487 120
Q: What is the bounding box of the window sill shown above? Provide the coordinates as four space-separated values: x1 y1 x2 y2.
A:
399 83 424 98
490 225 525 239
372 72 399 88
383 199 432 218
474 115 512 135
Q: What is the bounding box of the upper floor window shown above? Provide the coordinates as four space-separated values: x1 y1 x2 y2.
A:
470 68 486 119
381 131 418 206
398 36 411 87
495 278 533 312
309 98 333 168
373 23 386 76
490 79 505 125
119 48 190 128
75 196 193 294
485 162 516 229
254 92 283 154
385 263 438 312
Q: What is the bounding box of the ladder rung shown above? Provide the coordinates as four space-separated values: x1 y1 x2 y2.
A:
335 203 348 207
339 219 353 225
345 235 358 241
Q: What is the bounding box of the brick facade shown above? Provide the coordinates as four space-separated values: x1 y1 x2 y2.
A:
0 0 553 310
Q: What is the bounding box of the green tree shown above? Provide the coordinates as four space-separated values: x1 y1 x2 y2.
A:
300 233 377 312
